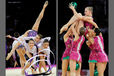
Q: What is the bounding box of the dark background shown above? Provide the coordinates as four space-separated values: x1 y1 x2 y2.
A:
6 0 56 68
58 0 108 76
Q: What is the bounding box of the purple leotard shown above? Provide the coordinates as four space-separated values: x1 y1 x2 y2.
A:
28 30 37 37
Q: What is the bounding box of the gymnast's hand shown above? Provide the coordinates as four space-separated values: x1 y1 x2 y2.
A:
69 3 75 10
43 1 48 8
6 35 12 38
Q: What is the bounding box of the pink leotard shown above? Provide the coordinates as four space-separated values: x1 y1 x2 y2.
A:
70 36 85 62
89 35 108 62
61 36 73 60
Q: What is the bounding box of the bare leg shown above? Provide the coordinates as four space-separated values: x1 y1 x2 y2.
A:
20 48 26 69
70 60 76 76
60 15 79 34
64 15 79 28
41 56 47 72
74 20 79 33
89 62 95 76
39 62 42 73
39 56 47 72
16 48 26 75
42 61 47 72
67 71 70 76
32 1 48 31
76 62 82 76
22 51 33 74
17 48 26 63
76 20 84 34
96 62 107 76
6 42 21 60
62 59 69 76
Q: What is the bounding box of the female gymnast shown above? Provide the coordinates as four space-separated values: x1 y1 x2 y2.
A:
86 28 108 76
61 26 73 76
60 3 98 34
38 39 51 73
70 6 98 35
6 31 30 74
69 22 85 76
22 39 38 74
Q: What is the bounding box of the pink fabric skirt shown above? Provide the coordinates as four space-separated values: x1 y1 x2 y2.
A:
70 51 82 62
89 52 108 62
61 49 70 60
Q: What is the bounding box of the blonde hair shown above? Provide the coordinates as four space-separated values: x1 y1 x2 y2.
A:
86 7 93 13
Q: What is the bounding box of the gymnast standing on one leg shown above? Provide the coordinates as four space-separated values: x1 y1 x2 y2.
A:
86 28 108 76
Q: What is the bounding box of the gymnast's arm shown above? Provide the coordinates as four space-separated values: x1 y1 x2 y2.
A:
42 37 51 41
32 1 48 31
69 3 78 15
6 35 17 40
63 27 72 42
40 37 51 44
60 13 79 34
59 15 78 34
77 15 99 28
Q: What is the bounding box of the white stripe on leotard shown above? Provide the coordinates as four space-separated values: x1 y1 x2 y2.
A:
97 36 108 61
77 36 84 61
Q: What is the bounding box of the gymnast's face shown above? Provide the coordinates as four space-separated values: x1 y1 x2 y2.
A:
28 40 35 48
35 35 41 42
43 42 49 49
84 8 91 16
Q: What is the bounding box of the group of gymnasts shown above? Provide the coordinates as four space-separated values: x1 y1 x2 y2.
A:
6 1 52 75
60 2 108 76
